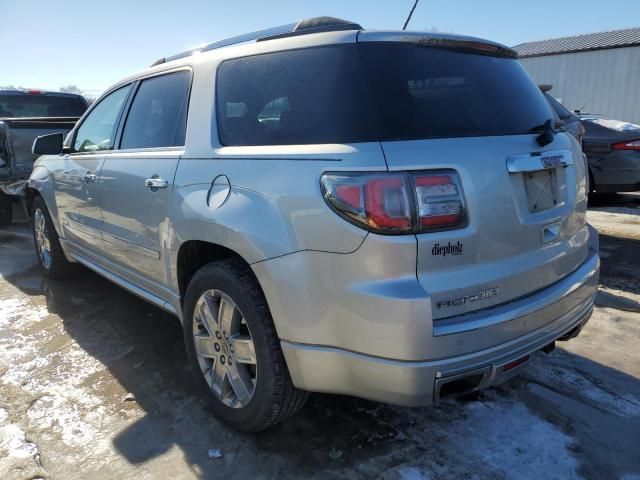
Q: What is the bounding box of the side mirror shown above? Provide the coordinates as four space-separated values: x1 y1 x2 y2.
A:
32 132 64 155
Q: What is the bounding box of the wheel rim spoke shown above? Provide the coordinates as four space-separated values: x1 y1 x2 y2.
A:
230 335 256 365
194 335 217 358
211 356 227 397
226 364 252 405
218 297 235 336
198 296 218 336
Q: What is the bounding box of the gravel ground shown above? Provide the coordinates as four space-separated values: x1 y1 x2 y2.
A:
1 195 639 480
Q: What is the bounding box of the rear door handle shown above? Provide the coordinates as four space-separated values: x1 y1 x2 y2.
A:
82 172 97 183
145 178 168 190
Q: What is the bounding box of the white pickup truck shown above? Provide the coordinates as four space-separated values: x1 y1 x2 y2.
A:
0 89 88 225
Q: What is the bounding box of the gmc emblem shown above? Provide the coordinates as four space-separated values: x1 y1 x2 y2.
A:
541 155 566 169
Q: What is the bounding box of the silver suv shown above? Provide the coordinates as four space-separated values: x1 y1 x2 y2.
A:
29 17 599 432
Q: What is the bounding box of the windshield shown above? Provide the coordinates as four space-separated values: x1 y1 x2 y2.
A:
0 94 87 118
358 42 554 141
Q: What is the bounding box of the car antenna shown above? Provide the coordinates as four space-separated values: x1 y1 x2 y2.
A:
576 96 593 113
403 0 420 30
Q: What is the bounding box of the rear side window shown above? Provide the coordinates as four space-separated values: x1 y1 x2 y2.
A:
120 71 191 149
358 43 554 141
216 45 378 146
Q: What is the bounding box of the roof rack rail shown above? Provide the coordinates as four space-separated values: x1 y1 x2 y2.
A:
150 16 362 67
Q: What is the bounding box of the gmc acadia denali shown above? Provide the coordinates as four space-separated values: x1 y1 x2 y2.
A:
28 17 599 432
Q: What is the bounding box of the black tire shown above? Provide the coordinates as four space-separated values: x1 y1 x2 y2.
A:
31 196 75 279
0 192 12 227
183 258 307 432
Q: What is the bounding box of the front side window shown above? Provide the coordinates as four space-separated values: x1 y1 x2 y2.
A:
120 71 191 149
216 45 378 146
74 85 131 152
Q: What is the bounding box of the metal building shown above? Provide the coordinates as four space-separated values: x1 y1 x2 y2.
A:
514 28 640 123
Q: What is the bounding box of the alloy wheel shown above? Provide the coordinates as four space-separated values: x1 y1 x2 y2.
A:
192 289 257 408
34 208 51 270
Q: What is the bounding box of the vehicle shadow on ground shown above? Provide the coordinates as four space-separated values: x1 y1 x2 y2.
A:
4 269 636 479
597 233 640 299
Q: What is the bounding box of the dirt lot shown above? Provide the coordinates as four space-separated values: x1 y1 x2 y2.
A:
1 195 639 480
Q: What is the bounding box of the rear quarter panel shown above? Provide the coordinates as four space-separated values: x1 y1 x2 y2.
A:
169 143 386 267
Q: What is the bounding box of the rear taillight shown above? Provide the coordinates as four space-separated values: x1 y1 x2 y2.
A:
612 139 640 151
414 174 466 228
321 170 467 234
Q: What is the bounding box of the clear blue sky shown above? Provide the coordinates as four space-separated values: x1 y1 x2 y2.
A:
1 0 638 95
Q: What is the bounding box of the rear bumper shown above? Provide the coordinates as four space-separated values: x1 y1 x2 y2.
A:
281 247 599 406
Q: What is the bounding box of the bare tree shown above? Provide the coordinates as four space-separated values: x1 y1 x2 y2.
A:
59 85 83 94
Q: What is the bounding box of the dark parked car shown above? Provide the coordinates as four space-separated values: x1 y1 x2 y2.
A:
578 114 640 194
0 89 88 226
539 85 585 144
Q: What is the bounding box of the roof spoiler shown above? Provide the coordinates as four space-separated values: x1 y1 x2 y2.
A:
150 16 362 67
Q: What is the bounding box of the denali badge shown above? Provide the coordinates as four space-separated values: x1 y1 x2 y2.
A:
437 287 499 308
432 241 463 257
541 154 566 169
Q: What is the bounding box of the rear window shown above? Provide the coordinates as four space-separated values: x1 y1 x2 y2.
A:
215 42 554 146
215 45 378 146
0 94 87 117
358 43 554 141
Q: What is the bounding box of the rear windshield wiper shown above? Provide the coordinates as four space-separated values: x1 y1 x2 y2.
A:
531 119 564 146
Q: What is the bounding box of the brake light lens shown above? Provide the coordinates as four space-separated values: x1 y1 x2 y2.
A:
415 174 465 228
612 139 640 151
321 170 467 234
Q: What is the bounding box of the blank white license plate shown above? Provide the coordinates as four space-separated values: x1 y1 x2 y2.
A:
524 169 559 212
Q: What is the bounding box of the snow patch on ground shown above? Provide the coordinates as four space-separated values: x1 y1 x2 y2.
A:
354 395 580 480
1 355 51 387
0 295 111 450
528 362 640 418
442 400 579 479
0 408 8 424
588 209 640 240
10 342 109 448
27 395 100 447
1 424 38 459
0 298 49 327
